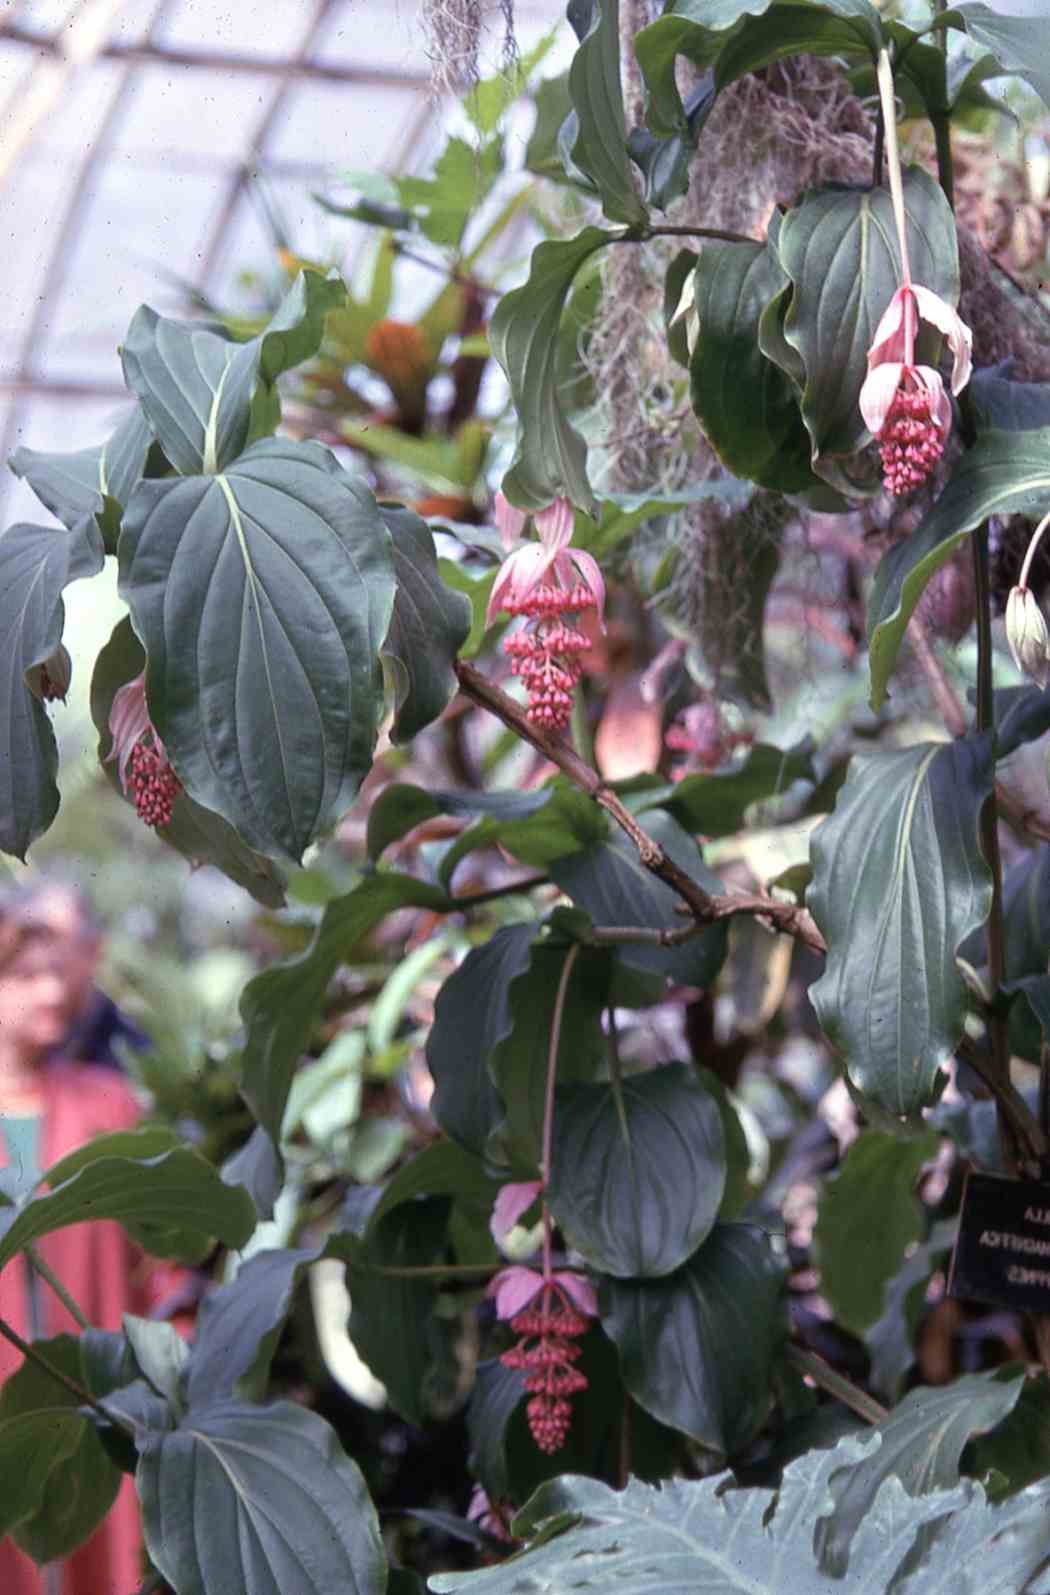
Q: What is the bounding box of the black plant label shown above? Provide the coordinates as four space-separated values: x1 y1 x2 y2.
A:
949 1170 1050 1312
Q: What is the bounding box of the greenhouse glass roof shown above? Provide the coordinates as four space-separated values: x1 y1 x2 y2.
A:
0 0 566 523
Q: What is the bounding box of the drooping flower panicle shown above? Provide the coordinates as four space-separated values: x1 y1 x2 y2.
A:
487 495 605 733
107 673 182 829
489 1264 597 1455
859 283 972 495
860 48 973 496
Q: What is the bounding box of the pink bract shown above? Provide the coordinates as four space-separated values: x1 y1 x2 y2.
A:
490 1180 543 1246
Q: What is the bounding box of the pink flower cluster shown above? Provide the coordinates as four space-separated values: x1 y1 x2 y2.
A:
489 1263 597 1455
860 283 972 495
487 1182 597 1455
486 496 605 733
107 673 182 830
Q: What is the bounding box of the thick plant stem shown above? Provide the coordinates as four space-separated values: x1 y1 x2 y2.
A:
785 1344 888 1426
455 660 827 953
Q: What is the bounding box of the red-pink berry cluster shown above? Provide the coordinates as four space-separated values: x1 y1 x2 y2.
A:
877 386 945 495
501 583 595 732
500 1279 590 1454
126 739 182 829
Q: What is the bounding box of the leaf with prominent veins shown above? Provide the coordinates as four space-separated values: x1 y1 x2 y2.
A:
118 437 396 863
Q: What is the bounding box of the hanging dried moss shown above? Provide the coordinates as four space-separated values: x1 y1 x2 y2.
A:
420 0 517 97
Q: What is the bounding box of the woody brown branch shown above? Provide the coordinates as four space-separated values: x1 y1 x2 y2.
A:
454 660 827 955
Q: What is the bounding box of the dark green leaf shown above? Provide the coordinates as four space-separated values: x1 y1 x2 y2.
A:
814 1129 940 1335
365 781 548 864
187 1246 321 1410
868 428 1050 708
969 1373 1050 1500
121 269 345 476
377 505 471 742
816 1372 1024 1575
430 1444 1050 1594
489 228 613 511
369 1140 501 1230
689 239 819 492
0 1334 122 1561
995 685 1050 761
777 166 959 473
563 0 648 225
808 737 995 1115
425 924 535 1158
119 437 396 863
971 368 1050 432
343 1200 458 1424
0 1410 84 1540
646 741 814 836
91 616 288 908
864 1221 956 1402
633 2 881 169
0 1133 256 1270
10 404 153 551
548 809 729 987
137 1400 386 1595
548 1062 725 1277
599 1222 784 1454
439 781 607 887
489 939 610 1170
122 1316 189 1410
240 870 448 1149
943 3 1050 111
0 519 105 859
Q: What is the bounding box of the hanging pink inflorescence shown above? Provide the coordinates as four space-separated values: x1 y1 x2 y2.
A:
859 284 972 496
487 496 605 733
107 672 182 830
499 1277 591 1454
488 1259 597 1455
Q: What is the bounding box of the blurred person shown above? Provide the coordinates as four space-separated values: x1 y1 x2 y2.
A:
0 898 151 1595
8 881 149 1070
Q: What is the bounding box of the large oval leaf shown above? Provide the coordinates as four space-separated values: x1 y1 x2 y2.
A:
808 737 994 1115
489 937 610 1171
0 1335 121 1560
425 924 535 1159
689 239 817 491
137 1400 386 1595
119 437 396 863
0 519 105 859
121 270 345 476
777 166 959 470
10 403 153 552
489 228 613 511
599 1222 785 1454
547 1062 726 1277
0 1134 256 1269
814 1129 941 1335
563 0 648 226
868 427 1050 709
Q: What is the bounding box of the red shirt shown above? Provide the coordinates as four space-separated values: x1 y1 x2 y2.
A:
1 1063 153 1594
